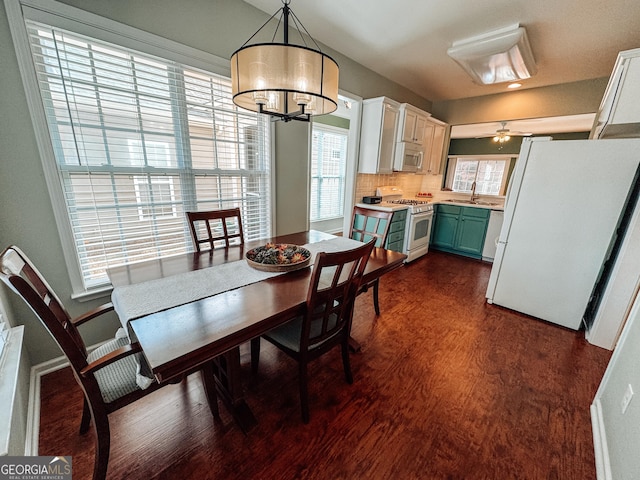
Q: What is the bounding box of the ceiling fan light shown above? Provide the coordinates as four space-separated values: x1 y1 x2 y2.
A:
447 24 537 85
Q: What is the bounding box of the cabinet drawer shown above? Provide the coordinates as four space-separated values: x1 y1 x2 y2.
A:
387 230 405 245
461 206 490 218
386 240 404 252
392 210 407 222
389 220 405 233
436 204 461 215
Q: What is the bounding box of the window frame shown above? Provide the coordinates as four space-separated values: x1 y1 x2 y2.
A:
6 0 274 299
310 122 349 223
444 154 516 197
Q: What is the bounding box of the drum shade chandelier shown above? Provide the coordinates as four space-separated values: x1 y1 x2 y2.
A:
230 0 339 122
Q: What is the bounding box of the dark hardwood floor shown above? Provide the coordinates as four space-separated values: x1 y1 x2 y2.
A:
38 251 612 479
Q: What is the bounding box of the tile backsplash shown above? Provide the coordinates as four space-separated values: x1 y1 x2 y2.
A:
355 173 443 200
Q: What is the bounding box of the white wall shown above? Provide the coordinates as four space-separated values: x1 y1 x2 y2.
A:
591 292 640 479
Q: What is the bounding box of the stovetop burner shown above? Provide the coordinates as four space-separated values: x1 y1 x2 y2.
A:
387 199 431 206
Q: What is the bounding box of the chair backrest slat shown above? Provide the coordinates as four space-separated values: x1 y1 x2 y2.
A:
301 239 375 350
186 208 245 252
349 206 394 248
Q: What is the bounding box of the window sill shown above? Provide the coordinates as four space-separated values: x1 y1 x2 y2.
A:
71 284 113 303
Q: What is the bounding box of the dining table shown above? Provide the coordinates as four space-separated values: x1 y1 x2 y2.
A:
107 230 406 431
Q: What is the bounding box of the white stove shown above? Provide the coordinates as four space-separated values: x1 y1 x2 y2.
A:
372 186 434 262
376 186 434 215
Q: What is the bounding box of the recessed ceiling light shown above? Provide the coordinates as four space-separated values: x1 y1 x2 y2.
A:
508 83 522 89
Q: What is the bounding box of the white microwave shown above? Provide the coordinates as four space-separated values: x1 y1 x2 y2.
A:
394 142 424 172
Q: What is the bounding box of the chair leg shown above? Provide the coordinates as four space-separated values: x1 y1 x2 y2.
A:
341 340 354 385
200 362 220 418
372 278 381 315
250 337 261 375
299 361 310 424
91 413 110 480
79 397 92 434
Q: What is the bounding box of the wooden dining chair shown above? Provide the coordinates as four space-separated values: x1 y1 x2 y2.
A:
251 238 375 423
349 206 394 315
186 208 244 251
0 246 219 480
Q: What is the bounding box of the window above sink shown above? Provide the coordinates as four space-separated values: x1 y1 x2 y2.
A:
444 155 516 197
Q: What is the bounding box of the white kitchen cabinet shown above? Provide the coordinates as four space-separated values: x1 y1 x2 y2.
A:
591 48 640 139
398 103 430 145
423 117 448 174
358 97 400 174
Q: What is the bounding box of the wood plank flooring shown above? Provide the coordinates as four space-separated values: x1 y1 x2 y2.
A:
38 251 612 479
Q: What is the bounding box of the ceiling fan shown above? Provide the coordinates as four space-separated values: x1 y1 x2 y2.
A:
475 121 533 142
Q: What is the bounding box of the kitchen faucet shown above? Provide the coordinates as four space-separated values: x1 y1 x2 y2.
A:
470 181 479 202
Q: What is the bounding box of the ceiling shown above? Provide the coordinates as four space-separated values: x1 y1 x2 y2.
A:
242 0 640 103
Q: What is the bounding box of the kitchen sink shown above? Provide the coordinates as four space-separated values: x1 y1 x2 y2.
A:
444 199 501 206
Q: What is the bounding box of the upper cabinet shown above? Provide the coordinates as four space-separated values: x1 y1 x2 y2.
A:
423 117 449 175
358 97 449 175
591 48 640 139
399 104 430 145
358 97 400 174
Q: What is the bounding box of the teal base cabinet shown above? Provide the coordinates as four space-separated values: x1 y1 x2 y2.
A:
431 204 490 259
352 208 407 252
385 209 407 252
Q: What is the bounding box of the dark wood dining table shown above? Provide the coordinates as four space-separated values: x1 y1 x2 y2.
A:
107 230 406 431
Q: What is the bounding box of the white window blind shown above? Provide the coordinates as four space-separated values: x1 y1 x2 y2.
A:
310 124 347 221
24 21 271 289
445 156 513 196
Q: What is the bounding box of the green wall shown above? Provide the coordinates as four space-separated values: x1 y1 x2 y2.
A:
448 132 591 156
313 114 351 130
432 78 608 126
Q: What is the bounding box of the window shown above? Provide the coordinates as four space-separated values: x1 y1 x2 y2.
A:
22 20 271 291
445 156 514 196
310 124 348 221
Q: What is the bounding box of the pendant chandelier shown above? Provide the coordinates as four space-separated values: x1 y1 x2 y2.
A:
230 0 339 122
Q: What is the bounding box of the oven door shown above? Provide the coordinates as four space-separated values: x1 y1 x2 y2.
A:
404 211 433 262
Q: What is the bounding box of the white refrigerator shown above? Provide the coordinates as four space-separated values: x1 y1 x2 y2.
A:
485 137 640 330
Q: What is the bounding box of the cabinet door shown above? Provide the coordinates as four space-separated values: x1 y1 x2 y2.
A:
401 109 418 142
427 123 446 174
379 103 399 173
414 114 429 144
455 209 489 256
431 211 459 249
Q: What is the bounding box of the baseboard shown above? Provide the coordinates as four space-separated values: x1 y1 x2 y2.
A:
590 399 612 480
25 354 70 455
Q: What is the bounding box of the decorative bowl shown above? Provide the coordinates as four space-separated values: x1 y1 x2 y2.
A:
245 243 311 272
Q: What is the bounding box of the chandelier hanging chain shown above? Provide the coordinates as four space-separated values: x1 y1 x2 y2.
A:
238 1 322 52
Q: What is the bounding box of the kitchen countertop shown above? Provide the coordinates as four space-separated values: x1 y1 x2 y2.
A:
435 199 505 210
355 202 409 212
356 200 504 212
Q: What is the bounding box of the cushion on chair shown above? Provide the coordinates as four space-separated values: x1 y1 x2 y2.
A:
265 313 339 352
86 334 144 403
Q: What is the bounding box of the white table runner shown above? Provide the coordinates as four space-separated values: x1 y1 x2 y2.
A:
111 236 363 326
